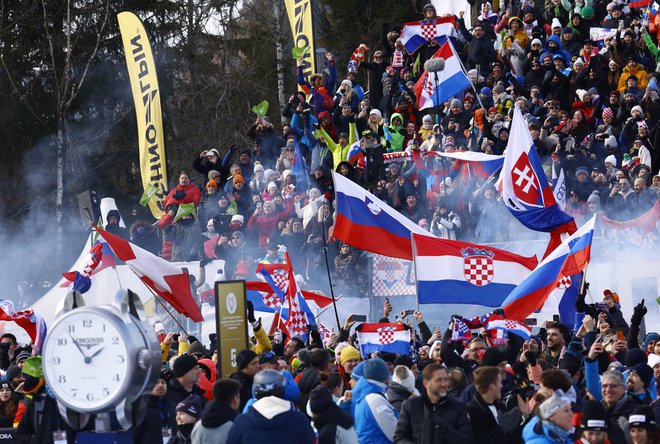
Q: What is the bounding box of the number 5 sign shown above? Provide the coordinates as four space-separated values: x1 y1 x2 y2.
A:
215 280 248 378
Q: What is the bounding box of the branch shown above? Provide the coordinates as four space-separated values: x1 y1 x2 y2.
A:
0 56 47 127
64 0 110 109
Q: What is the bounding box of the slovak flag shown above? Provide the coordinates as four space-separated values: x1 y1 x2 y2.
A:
95 225 203 322
400 16 458 54
413 42 471 111
412 234 537 307
486 314 532 340
332 171 434 260
499 106 576 255
356 323 411 356
501 215 596 321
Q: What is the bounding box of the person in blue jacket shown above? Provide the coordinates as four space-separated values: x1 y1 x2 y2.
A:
352 358 399 443
226 369 314 444
522 390 574 443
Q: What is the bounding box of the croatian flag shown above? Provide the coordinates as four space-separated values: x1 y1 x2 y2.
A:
0 300 47 353
95 225 203 322
413 42 471 110
400 17 458 54
499 106 576 255
332 171 434 260
486 314 532 340
412 234 538 306
356 323 411 356
434 151 504 178
451 317 472 342
501 215 596 321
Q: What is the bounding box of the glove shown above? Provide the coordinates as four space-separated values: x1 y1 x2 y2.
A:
310 327 321 344
188 335 199 344
229 143 237 152
493 308 505 316
199 257 211 267
246 300 256 323
576 283 588 312
632 299 647 323
525 351 538 367
173 189 186 201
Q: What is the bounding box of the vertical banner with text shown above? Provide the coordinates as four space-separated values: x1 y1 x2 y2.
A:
117 12 168 219
215 280 248 378
284 0 316 82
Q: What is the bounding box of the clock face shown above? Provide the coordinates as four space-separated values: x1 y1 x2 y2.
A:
43 310 131 412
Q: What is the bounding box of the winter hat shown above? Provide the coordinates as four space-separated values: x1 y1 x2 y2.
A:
392 365 416 393
574 59 585 67
264 169 276 182
176 395 203 419
587 191 600 206
351 361 366 381
643 333 660 351
647 353 660 369
602 107 614 120
603 289 620 304
482 347 507 367
450 98 462 108
393 355 414 369
552 18 562 29
21 357 43 393
173 354 198 377
493 84 505 94
341 79 353 89
604 137 618 150
254 163 264 173
363 358 390 383
631 363 654 388
233 174 245 186
422 114 433 125
208 170 221 180
5 365 21 382
369 108 382 119
230 214 244 225
648 77 659 92
626 348 648 367
207 148 220 157
340 345 361 364
15 351 31 364
575 166 589 177
575 88 588 100
187 341 208 357
206 179 218 190
309 385 335 415
562 26 573 34
631 105 644 115
236 349 258 371
581 6 594 18
531 38 542 46
581 400 607 431
629 405 657 429
429 340 441 359
480 87 492 96
539 389 571 420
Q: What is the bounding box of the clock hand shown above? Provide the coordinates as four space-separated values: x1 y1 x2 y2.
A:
69 334 89 360
89 346 105 360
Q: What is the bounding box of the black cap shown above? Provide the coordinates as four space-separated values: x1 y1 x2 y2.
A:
581 401 607 431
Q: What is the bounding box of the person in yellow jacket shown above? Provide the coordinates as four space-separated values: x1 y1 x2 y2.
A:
315 121 357 169
618 56 649 92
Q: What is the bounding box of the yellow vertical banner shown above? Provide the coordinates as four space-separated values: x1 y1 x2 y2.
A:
117 12 167 219
284 0 316 81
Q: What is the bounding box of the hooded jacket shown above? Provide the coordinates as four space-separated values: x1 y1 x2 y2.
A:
191 400 237 444
384 113 406 152
353 377 399 444
539 35 571 67
226 396 315 444
313 400 358 444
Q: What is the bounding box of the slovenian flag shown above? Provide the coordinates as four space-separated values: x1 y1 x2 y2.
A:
499 105 576 256
400 16 457 54
413 41 471 111
347 142 364 166
486 314 532 340
356 323 411 356
501 215 596 320
332 171 434 260
412 234 537 307
434 151 504 178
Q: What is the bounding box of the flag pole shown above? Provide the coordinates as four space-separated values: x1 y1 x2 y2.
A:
142 284 191 336
321 217 342 331
410 233 421 312
447 38 485 110
580 261 592 303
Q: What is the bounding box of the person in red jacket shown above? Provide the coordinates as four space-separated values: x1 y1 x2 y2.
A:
158 170 202 229
247 199 294 249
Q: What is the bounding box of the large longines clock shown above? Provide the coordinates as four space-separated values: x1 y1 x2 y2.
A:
42 289 161 429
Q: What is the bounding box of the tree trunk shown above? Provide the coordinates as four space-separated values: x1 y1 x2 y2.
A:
55 118 66 257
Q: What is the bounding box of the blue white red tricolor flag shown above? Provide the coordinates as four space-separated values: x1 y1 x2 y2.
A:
538 272 583 328
413 41 471 110
347 142 364 166
412 234 538 306
501 215 596 320
400 16 457 54
332 171 434 260
499 106 576 256
486 314 532 340
0 300 47 353
434 151 504 178
356 323 411 356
